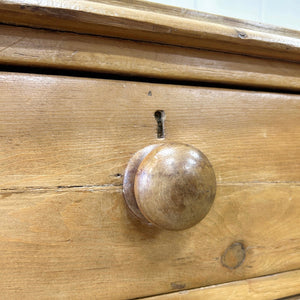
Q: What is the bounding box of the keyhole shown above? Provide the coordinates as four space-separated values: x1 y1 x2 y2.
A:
154 110 165 139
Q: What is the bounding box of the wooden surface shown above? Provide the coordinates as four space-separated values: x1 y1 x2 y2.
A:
1 186 299 299
1 72 300 187
2 25 300 92
132 143 216 231
144 269 300 300
1 0 300 62
0 72 299 299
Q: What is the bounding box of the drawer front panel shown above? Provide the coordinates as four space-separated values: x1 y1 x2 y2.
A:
0 73 299 299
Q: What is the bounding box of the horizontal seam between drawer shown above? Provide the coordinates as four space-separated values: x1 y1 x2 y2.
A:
0 181 299 195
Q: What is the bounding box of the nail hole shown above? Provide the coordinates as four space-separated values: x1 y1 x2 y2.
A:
154 110 165 139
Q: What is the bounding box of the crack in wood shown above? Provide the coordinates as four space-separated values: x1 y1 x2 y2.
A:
0 181 298 195
0 184 122 194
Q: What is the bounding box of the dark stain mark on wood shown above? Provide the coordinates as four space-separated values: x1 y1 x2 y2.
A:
171 282 186 290
148 91 152 96
221 241 246 269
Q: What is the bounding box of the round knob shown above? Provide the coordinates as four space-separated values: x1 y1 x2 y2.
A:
123 143 216 231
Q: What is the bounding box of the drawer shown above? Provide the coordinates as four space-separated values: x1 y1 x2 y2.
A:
0 72 299 299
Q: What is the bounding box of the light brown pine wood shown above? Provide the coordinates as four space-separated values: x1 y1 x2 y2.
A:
80 0 300 39
1 0 300 62
0 185 299 299
2 25 300 91
4 0 300 38
0 72 299 189
144 270 300 300
0 72 299 298
0 2 299 298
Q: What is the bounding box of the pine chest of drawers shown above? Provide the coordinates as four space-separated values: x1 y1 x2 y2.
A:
0 1 299 299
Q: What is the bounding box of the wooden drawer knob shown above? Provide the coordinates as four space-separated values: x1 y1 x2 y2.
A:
123 143 216 231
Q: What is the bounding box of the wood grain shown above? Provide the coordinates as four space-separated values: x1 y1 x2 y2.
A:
80 0 300 39
129 143 216 230
0 72 299 189
2 25 300 91
1 0 300 62
144 269 300 300
0 72 299 298
0 185 299 299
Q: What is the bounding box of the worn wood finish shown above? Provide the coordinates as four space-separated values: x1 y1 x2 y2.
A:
3 0 300 38
144 270 300 300
0 185 299 299
0 72 299 189
123 144 160 224
62 0 300 39
84 0 300 39
0 1 299 298
124 143 216 231
1 0 300 62
0 73 300 187
0 72 299 298
2 25 300 91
